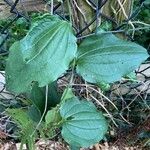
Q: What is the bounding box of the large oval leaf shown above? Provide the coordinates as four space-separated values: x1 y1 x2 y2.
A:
60 97 108 148
76 33 149 84
6 15 77 93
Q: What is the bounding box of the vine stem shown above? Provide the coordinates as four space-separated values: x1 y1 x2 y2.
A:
30 85 48 137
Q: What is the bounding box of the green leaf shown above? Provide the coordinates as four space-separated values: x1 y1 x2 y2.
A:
144 0 150 5
6 15 77 93
125 72 137 81
45 108 61 125
61 88 74 102
70 145 80 150
43 108 61 138
6 108 37 149
28 82 45 113
28 105 41 122
76 33 148 85
98 82 110 91
45 109 57 125
60 97 108 148
6 108 33 127
28 81 61 114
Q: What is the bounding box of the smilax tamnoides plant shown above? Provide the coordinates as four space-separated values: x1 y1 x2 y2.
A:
5 13 148 149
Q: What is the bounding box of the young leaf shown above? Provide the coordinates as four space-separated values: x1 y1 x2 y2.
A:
76 33 149 85
6 108 33 127
61 87 75 102
60 97 108 148
124 72 137 81
6 15 77 93
45 109 57 125
6 108 37 149
45 108 61 125
43 108 61 138
98 82 110 91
